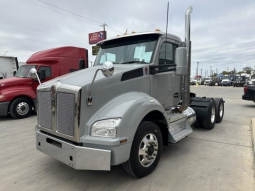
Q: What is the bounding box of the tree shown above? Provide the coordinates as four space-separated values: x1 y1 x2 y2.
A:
242 67 252 74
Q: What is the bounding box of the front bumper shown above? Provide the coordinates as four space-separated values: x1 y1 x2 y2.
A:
0 101 10 116
36 130 111 170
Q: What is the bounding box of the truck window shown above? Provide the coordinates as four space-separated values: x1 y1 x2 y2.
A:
38 66 51 77
15 65 36 78
159 42 177 65
94 34 159 66
100 53 116 63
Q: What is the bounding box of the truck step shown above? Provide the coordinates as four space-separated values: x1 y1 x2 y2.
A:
171 128 192 143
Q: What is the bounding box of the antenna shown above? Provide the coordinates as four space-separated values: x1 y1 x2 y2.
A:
165 2 169 64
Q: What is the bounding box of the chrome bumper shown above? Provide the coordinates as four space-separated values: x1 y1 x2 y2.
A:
36 129 111 170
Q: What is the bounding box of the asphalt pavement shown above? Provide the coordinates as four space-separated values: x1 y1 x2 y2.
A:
0 85 254 191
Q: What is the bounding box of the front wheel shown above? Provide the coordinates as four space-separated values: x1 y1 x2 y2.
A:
10 97 32 119
122 121 162 178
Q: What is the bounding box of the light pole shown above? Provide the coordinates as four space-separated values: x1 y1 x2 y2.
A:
196 62 199 79
210 66 212 77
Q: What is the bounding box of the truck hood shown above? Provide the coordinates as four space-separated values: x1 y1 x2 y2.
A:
41 64 147 87
0 77 32 90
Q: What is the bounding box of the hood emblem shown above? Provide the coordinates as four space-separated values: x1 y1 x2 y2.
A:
0 83 5 87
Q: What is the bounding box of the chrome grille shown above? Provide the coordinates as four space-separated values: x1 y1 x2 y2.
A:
38 92 52 129
56 93 75 136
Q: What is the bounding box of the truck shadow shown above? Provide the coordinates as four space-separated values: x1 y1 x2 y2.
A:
0 113 37 121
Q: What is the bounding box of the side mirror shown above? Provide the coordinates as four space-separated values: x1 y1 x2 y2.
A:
175 47 188 76
39 70 46 81
29 68 41 85
87 61 114 106
102 61 114 77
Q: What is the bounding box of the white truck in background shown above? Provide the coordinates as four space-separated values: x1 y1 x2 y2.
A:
0 56 19 79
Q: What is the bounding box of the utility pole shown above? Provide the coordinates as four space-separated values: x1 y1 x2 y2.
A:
210 66 212 77
201 68 202 77
100 22 108 31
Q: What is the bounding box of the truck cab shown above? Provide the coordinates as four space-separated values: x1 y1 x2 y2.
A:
204 77 212 85
35 7 224 178
0 46 88 118
233 76 246 87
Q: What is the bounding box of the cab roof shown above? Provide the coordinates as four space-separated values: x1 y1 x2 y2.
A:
97 31 182 46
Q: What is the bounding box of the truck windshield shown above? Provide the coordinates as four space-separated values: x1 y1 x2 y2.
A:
94 34 159 66
15 65 36 78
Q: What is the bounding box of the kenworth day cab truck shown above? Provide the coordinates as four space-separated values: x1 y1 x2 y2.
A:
0 46 88 119
0 56 19 79
34 7 225 178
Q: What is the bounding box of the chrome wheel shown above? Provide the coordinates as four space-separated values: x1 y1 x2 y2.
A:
211 106 215 123
16 102 29 116
138 133 158 167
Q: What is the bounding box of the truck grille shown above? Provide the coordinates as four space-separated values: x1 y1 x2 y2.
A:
38 92 52 130
56 93 75 136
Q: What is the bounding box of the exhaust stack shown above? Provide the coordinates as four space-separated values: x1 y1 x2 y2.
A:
180 6 193 111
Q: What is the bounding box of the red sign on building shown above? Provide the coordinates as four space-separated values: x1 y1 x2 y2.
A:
88 31 106 45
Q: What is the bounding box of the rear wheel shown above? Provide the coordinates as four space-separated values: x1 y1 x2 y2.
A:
122 121 162 178
201 99 216 130
10 97 32 119
215 98 224 123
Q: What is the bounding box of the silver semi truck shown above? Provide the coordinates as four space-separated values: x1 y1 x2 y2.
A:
34 7 224 178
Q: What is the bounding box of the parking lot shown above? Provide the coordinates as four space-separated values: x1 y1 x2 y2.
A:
0 86 254 191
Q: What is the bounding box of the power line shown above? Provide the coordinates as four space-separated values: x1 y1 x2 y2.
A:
25 0 100 25
0 21 87 39
36 0 122 34
37 0 102 24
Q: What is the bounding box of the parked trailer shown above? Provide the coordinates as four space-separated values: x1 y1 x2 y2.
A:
0 56 19 79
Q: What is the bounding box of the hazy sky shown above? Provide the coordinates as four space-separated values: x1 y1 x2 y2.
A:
0 0 254 77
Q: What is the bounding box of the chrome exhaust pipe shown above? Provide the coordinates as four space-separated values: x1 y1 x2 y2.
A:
180 6 193 111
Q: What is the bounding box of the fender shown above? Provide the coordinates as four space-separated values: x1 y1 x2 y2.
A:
190 97 214 118
80 92 168 165
0 86 36 102
82 92 167 144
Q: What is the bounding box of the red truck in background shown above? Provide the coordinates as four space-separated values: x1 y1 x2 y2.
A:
0 46 88 119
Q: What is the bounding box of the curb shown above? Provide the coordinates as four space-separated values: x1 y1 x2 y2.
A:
251 119 255 158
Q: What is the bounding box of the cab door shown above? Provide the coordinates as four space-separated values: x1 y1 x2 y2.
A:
150 40 182 108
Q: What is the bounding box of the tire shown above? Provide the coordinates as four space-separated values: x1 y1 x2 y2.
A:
10 97 32 119
214 98 224 123
193 117 202 128
201 99 216 130
122 121 162 178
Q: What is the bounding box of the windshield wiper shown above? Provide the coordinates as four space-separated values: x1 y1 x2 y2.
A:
121 61 148 64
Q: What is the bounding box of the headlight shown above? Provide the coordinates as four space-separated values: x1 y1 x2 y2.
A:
0 95 5 100
91 118 121 138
